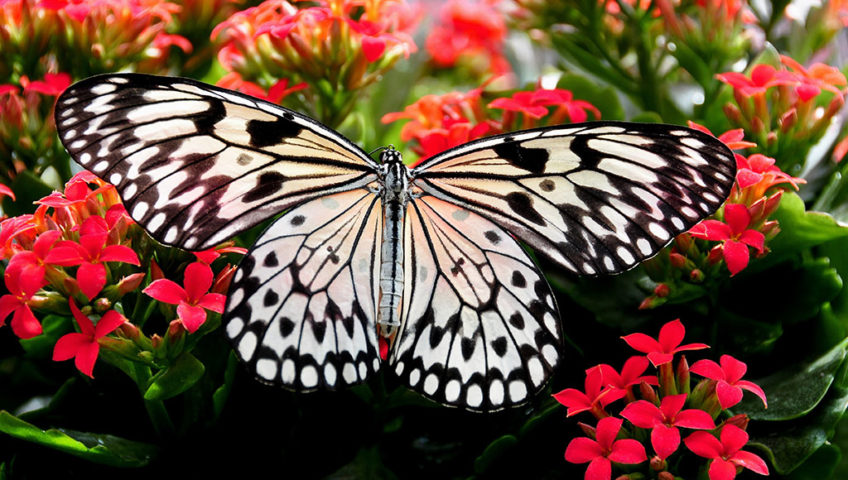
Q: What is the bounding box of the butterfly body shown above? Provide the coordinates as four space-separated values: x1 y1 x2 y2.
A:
54 73 736 412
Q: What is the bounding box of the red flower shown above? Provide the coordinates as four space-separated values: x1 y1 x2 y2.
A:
688 204 764 276
716 64 795 97
52 300 126 378
44 216 141 300
597 356 658 398
565 417 647 480
621 394 716 459
690 355 767 409
20 72 71 96
0 261 46 338
684 425 769 480
621 319 709 367
489 88 601 123
425 0 509 75
735 153 803 193
193 243 248 265
143 262 225 333
554 365 625 417
780 55 847 101
687 122 757 151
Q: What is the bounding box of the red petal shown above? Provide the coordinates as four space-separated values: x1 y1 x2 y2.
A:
74 341 100 377
44 243 86 266
690 359 725 380
33 230 61 258
596 363 622 386
595 417 623 449
95 310 127 338
736 380 768 408
607 438 648 464
621 400 662 429
719 355 748 382
143 279 188 305
736 168 764 188
673 409 717 430
659 393 687 418
724 204 752 234
619 356 650 384
684 431 723 458
584 456 611 480
0 295 21 324
646 352 675 367
621 332 662 354
720 425 749 454
657 319 686 351
565 437 602 463
552 388 591 415
751 64 777 86
77 262 107 300
585 365 607 397
53 332 89 361
177 303 207 333
722 240 751 275
650 424 680 460
739 229 765 253
362 36 386 62
69 299 95 337
183 262 213 302
731 450 769 475
197 293 226 313
11 306 42 339
100 245 141 265
688 219 732 241
708 458 739 480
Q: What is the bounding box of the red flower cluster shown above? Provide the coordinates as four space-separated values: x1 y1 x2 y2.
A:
0 172 243 377
382 81 601 162
213 0 418 123
556 319 768 480
425 0 510 77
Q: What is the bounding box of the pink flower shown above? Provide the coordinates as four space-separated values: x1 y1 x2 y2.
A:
621 319 709 367
684 425 769 480
44 216 141 300
0 261 46 338
554 365 625 417
688 204 765 276
596 356 658 398
53 300 126 378
621 394 716 459
565 417 647 480
143 262 225 333
690 355 767 409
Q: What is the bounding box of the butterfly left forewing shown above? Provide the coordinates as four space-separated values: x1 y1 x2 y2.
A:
412 122 736 276
390 195 561 412
55 73 378 251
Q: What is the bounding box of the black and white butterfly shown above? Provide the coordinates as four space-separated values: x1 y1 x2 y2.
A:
54 73 736 412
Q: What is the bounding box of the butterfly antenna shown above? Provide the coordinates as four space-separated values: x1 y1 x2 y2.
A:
369 145 395 162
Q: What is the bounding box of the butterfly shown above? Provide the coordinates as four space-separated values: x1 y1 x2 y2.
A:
54 73 736 412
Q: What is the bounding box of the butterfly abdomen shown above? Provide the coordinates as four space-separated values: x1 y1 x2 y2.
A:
378 148 410 337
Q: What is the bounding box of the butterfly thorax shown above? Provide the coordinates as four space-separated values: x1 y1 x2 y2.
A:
378 147 410 339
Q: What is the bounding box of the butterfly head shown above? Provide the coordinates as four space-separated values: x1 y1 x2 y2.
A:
377 145 403 166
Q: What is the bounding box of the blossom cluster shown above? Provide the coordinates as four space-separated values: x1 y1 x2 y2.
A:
556 319 768 480
0 172 242 378
382 81 601 162
212 0 419 125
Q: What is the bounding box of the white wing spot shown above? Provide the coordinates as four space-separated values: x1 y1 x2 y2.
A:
509 381 528 402
616 247 635 265
671 217 685 230
409 368 421 386
636 238 653 255
445 380 461 402
451 209 470 221
322 197 340 209
489 380 504 406
122 182 136 198
343 363 357 383
237 331 257 359
301 365 319 388
424 373 439 395
394 361 405 376
256 358 278 381
147 212 167 232
91 83 117 95
466 384 483 408
358 361 368 379
225 317 244 338
648 222 670 240
542 345 558 365
324 363 337 386
281 359 296 383
93 160 109 172
527 357 545 386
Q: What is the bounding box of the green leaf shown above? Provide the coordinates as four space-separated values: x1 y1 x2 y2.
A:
0 411 157 467
785 443 841 480
143 352 205 401
473 435 518 474
212 350 239 420
768 192 848 254
735 338 848 421
748 358 848 474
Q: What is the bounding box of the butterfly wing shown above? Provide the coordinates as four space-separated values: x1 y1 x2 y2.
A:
55 73 378 251
412 122 736 276
225 188 383 390
389 195 561 412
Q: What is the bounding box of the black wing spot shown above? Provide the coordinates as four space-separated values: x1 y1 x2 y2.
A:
263 290 279 307
246 116 303 148
263 251 279 267
484 230 501 244
492 140 550 174
290 215 306 226
244 172 286 203
450 257 466 276
505 192 546 226
236 153 253 165
511 271 527 288
279 317 295 337
491 337 508 357
539 179 555 192
509 312 525 329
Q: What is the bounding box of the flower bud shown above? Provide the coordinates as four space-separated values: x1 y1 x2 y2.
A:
150 260 164 281
577 421 596 439
676 355 690 395
779 107 797 133
640 380 659 405
94 297 112 312
689 268 705 282
669 252 687 268
725 414 750 431
650 455 667 471
653 283 670 298
212 264 237 294
657 472 674 480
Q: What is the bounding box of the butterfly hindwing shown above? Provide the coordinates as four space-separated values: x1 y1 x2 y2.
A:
54 73 378 251
412 122 736 276
225 188 383 390
390 195 561 412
